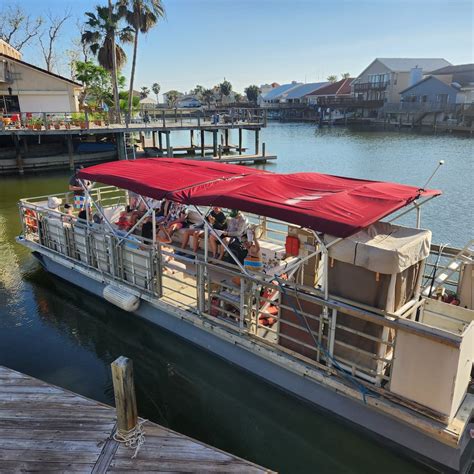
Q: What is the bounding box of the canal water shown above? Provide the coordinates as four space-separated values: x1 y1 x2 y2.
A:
0 123 472 473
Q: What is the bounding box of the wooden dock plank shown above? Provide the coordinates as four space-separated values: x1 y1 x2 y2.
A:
0 365 272 473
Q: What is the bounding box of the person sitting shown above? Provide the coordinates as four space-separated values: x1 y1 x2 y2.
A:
181 206 227 254
214 210 248 260
69 165 91 210
243 235 263 273
157 202 188 243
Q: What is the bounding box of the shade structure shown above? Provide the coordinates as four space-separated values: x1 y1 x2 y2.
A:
79 158 441 238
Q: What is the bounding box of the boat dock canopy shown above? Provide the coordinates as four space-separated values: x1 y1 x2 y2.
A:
79 159 441 237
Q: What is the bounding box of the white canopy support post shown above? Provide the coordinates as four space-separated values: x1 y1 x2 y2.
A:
79 179 115 234
192 205 252 278
117 207 153 246
388 194 438 226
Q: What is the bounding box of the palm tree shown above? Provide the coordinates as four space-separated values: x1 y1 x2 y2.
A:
341 72 351 79
166 90 180 107
120 0 165 118
140 86 150 99
245 85 259 103
82 3 133 122
219 80 232 104
326 75 338 83
152 82 160 104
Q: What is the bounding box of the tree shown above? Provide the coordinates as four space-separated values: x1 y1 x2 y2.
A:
202 89 214 108
234 93 242 103
245 85 260 103
219 80 232 104
0 3 43 52
140 86 150 99
166 90 180 107
74 60 114 108
120 0 165 118
341 72 351 79
192 85 205 99
82 3 133 122
327 75 338 83
39 11 71 72
152 82 160 103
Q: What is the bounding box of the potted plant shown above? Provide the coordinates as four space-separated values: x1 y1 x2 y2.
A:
34 118 43 130
54 121 61 130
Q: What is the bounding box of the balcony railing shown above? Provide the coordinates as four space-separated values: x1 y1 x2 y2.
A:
353 81 389 92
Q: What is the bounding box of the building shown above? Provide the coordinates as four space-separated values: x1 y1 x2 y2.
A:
0 41 82 113
400 76 458 106
260 82 302 106
177 95 202 108
351 58 451 116
305 78 353 105
430 63 474 104
283 82 329 104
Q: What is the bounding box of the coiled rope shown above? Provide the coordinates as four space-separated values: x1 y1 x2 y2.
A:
113 419 147 458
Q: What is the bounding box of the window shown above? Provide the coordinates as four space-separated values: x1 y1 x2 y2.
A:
421 95 428 103
0 95 20 113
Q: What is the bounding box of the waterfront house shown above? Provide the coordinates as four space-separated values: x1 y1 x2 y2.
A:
400 76 458 106
430 63 474 104
284 82 329 104
305 78 353 106
351 58 451 116
0 40 81 114
177 95 202 108
257 83 279 106
260 82 302 106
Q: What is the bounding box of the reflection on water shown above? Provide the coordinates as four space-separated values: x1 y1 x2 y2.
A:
0 123 471 473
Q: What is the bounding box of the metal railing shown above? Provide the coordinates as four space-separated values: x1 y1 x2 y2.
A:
0 108 267 132
18 191 471 394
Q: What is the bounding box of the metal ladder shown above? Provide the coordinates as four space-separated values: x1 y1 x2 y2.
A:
423 239 474 296
124 132 136 160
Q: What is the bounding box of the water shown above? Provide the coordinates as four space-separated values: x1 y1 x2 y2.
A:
0 123 472 473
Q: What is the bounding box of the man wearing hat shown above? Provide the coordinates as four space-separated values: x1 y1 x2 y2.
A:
69 165 91 210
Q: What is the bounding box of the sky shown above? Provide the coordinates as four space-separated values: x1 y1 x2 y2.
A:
10 0 474 95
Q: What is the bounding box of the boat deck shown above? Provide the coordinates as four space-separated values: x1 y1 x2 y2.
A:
0 365 272 473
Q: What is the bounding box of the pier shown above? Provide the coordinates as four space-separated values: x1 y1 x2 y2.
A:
0 361 271 473
0 108 275 174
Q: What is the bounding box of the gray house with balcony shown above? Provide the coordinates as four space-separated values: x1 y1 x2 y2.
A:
400 76 458 106
351 58 451 116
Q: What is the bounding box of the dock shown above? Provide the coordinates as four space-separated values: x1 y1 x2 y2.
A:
0 107 272 174
0 363 272 473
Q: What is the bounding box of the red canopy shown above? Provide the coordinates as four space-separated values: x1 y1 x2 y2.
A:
79 159 441 238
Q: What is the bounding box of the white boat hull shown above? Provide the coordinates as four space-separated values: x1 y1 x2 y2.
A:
31 249 474 473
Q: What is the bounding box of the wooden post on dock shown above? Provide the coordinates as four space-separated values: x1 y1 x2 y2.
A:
212 130 218 156
238 128 242 155
262 142 266 158
165 131 171 156
201 130 205 157
12 134 24 175
140 132 145 151
218 145 222 159
224 129 229 148
67 135 74 170
255 129 260 155
158 131 163 152
111 356 138 432
190 129 194 150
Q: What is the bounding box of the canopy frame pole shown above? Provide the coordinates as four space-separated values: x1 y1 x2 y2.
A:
192 205 251 277
279 232 343 278
117 207 153 246
116 194 153 246
79 180 116 235
388 195 437 225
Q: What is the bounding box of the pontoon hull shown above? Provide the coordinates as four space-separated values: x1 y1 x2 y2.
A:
33 250 474 473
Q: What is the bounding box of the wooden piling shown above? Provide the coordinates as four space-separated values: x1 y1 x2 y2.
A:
152 131 157 148
165 131 171 156
158 131 163 151
12 134 24 175
67 134 74 170
201 130 205 157
111 356 138 432
224 129 229 148
212 130 218 156
255 129 260 155
238 128 242 155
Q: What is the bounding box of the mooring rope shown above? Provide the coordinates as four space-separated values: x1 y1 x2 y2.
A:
113 419 147 458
